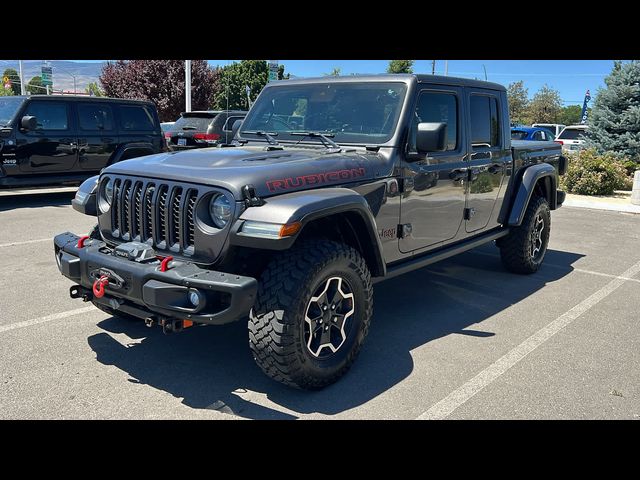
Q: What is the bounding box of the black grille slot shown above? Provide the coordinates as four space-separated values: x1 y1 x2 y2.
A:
132 182 143 240
185 190 198 249
156 185 168 246
112 179 121 234
169 187 183 247
122 180 132 239
143 184 155 241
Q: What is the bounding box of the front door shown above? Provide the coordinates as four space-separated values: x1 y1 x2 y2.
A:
399 87 467 253
76 102 118 170
465 90 507 232
16 100 78 173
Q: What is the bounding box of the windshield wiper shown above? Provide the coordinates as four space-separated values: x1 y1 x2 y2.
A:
243 130 280 145
290 131 340 150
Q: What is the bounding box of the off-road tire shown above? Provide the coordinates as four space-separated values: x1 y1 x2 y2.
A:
249 240 373 390
498 195 551 274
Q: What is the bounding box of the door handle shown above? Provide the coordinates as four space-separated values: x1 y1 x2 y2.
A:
449 168 468 181
488 163 504 174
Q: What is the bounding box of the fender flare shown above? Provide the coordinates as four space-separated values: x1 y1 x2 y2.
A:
229 187 386 276
507 163 557 226
109 143 155 165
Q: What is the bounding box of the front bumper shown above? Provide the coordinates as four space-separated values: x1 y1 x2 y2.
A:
53 232 258 325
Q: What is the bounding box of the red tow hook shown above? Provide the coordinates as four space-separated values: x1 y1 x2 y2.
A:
77 235 90 248
92 275 109 298
159 256 174 273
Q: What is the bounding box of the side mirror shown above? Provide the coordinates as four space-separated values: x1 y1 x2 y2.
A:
21 115 38 131
231 119 243 139
416 122 447 154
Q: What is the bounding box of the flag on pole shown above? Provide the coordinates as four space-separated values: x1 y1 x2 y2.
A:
580 89 591 124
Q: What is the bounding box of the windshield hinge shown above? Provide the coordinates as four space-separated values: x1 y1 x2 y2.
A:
242 184 265 207
365 145 380 152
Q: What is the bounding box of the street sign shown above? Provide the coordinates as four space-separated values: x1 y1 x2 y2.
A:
268 60 279 82
41 65 53 86
2 75 10 90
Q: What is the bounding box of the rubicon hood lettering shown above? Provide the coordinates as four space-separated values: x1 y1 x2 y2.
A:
267 168 366 192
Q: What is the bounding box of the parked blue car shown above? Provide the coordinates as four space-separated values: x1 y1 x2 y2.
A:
511 126 557 142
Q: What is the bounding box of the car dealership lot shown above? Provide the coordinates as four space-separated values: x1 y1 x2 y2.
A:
0 189 638 419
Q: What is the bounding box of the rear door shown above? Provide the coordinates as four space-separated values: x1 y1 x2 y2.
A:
16 99 78 173
399 86 466 253
76 102 118 170
465 89 507 232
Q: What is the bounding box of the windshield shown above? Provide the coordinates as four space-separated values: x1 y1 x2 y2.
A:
511 130 528 140
0 97 25 126
240 82 408 145
558 128 587 140
172 113 217 132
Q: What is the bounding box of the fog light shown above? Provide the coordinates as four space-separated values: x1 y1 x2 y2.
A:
188 290 201 307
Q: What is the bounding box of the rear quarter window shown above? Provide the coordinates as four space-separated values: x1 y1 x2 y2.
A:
118 104 157 131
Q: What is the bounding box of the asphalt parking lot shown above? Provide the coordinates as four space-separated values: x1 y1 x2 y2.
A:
0 188 638 420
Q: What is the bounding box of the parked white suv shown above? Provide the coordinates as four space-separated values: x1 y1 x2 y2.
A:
532 123 566 138
556 124 589 152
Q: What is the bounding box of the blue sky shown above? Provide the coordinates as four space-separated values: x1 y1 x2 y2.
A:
208 60 614 106
70 60 614 107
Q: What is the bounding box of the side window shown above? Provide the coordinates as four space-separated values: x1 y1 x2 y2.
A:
409 91 458 152
532 131 544 141
470 95 500 148
24 101 69 131
119 105 156 131
78 103 114 131
223 116 243 131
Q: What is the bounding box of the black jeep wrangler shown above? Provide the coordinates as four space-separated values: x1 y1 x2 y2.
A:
0 95 164 188
53 75 566 389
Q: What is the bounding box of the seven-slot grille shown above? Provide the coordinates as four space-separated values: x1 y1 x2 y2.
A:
109 178 199 254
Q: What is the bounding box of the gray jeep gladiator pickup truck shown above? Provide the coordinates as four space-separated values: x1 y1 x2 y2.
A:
53 74 567 389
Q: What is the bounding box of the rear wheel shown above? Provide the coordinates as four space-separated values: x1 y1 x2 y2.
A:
248 240 373 389
498 195 551 274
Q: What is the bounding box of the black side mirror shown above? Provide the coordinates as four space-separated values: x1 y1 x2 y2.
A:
231 119 243 139
416 122 447 153
21 115 38 131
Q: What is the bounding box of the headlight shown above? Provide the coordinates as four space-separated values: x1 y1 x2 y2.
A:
104 178 114 205
209 194 231 228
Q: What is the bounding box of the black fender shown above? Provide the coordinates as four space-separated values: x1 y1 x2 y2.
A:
229 187 386 276
71 175 99 216
109 143 155 165
507 163 557 226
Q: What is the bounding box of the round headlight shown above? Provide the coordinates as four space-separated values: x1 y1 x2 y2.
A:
209 194 231 228
104 178 114 205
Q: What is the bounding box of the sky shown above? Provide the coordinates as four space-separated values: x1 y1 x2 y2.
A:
61 60 615 107
207 60 614 106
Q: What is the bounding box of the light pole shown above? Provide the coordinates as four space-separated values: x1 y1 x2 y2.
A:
18 60 25 95
185 60 192 112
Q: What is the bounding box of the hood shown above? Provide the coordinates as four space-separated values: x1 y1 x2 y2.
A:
104 145 390 198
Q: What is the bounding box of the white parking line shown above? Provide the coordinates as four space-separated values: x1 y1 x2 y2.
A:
0 306 96 334
417 258 640 420
0 238 51 249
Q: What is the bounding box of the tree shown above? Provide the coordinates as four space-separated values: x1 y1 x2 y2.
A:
387 60 414 74
213 60 268 110
100 60 220 122
0 86 13 96
277 64 290 80
528 85 562 123
585 60 640 161
2 68 21 95
86 81 104 97
557 105 587 126
506 81 530 125
26 76 46 95
324 67 341 76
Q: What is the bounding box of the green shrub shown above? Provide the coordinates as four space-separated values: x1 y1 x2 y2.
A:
561 148 633 195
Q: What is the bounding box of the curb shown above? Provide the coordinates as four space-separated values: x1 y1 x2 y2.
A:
563 198 640 214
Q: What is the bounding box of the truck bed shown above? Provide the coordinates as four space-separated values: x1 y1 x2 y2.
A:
511 140 563 169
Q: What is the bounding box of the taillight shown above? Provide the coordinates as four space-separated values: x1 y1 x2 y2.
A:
164 133 172 140
193 133 220 141
555 140 563 145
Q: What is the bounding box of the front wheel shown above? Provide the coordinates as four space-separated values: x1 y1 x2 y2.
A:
248 240 373 390
498 195 551 274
